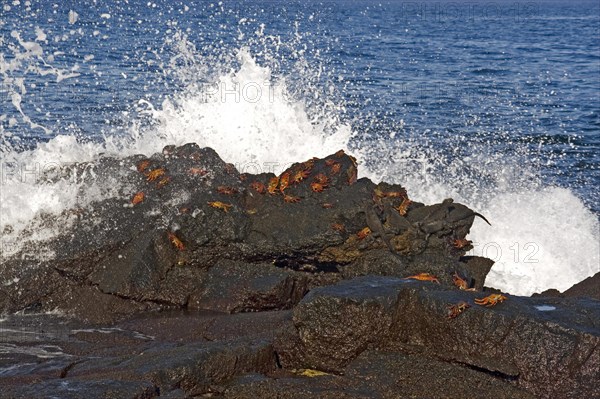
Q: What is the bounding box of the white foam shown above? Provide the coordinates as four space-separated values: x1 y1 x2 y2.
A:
123 46 352 170
471 187 599 296
358 136 599 296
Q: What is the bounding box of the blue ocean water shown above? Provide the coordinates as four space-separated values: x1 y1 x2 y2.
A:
0 0 599 295
1 0 598 210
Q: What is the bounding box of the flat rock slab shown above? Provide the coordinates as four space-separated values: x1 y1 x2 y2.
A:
225 351 535 399
1 379 159 399
0 311 286 398
275 276 600 399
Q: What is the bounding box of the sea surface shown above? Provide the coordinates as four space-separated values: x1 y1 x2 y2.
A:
0 0 599 296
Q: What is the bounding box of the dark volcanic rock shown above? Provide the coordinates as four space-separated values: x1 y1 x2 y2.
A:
187 259 310 312
0 311 287 399
460 255 495 291
275 277 401 372
562 271 600 299
275 276 600 399
67 338 275 396
1 144 595 399
1 144 483 322
2 380 159 399
533 272 600 300
225 351 535 399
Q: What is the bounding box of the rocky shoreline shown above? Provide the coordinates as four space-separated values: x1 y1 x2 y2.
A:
1 144 598 398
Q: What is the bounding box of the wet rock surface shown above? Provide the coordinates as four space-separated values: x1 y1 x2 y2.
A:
275 276 599 399
225 350 537 399
0 144 598 398
534 271 600 300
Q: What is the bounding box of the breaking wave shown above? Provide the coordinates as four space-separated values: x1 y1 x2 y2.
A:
0 17 598 296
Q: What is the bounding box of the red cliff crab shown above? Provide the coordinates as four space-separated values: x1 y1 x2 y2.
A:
283 194 301 203
356 227 371 240
207 201 233 213
331 223 345 232
311 174 329 192
447 301 471 319
452 238 472 249
217 186 238 195
404 273 440 284
292 168 311 184
137 160 151 173
131 191 145 205
188 167 208 176
250 181 266 194
167 231 185 251
157 177 170 188
146 168 165 182
279 172 291 193
346 165 357 185
452 272 476 291
474 294 507 307
396 198 412 216
267 176 279 195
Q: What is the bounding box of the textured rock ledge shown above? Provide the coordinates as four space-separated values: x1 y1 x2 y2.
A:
0 144 598 398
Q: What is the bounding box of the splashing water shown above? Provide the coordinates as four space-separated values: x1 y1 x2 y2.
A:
0 33 354 258
127 46 352 169
1 13 598 296
356 137 599 296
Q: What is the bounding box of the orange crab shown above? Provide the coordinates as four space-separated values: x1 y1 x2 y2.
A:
331 223 345 232
314 174 329 185
447 301 471 319
311 174 329 192
475 294 507 307
267 176 280 195
452 272 476 291
146 168 166 182
292 168 311 184
157 177 170 188
188 167 208 176
330 162 341 175
322 202 335 209
311 182 328 192
283 194 301 203
250 181 266 194
453 238 472 249
207 201 233 213
373 187 385 199
137 160 151 173
167 231 185 251
347 165 357 185
279 172 291 193
303 159 316 170
356 227 372 240
131 191 145 205
396 198 412 216
404 273 440 284
384 190 407 199
217 186 238 195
